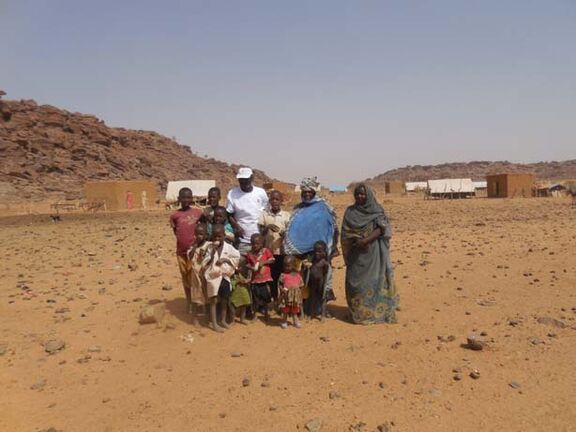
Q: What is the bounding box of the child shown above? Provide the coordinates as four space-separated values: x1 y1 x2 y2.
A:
246 233 275 321
258 190 291 304
230 266 252 325
304 240 333 321
186 224 210 326
208 206 235 244
169 187 203 314
202 187 221 224
278 255 304 329
203 224 240 332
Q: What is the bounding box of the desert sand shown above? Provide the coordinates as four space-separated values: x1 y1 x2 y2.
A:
1 195 575 432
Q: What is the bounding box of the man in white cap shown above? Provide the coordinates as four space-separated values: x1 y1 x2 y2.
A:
226 167 269 255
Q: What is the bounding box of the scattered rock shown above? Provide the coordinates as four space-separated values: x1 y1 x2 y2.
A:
319 336 330 342
0 343 7 356
44 339 65 354
161 284 173 291
230 352 243 358
469 370 481 380
509 381 522 389
87 346 101 353
242 378 250 387
305 417 323 432
329 390 340 400
30 378 47 391
453 373 462 381
464 335 487 351
348 421 367 431
377 422 394 432
139 303 165 324
536 317 566 329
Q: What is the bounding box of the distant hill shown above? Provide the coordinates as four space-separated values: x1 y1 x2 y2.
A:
0 98 274 202
363 160 576 188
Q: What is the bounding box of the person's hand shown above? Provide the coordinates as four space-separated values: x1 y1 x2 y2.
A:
268 224 280 233
353 238 368 251
331 247 340 258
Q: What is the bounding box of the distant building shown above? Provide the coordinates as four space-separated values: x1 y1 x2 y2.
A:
329 185 348 193
486 174 534 198
426 178 474 199
84 180 157 211
384 181 405 195
166 180 216 202
405 181 428 193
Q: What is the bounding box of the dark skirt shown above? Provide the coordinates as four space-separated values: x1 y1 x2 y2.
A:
251 282 272 309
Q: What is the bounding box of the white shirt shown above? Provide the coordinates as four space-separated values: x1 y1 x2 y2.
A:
204 241 240 298
226 186 269 244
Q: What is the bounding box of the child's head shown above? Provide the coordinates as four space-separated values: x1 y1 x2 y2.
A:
213 206 228 225
211 224 225 245
283 255 296 273
250 233 264 252
313 240 328 261
178 187 193 208
207 187 221 207
269 190 283 211
195 224 208 244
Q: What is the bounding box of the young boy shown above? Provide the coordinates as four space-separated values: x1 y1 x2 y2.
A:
246 233 275 321
208 206 235 244
169 187 203 314
186 224 210 326
204 224 240 332
202 187 222 224
304 240 333 321
258 190 290 303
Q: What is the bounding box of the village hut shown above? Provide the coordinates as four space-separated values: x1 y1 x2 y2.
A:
426 178 474 199
165 180 216 204
384 181 405 195
486 174 534 198
84 180 157 211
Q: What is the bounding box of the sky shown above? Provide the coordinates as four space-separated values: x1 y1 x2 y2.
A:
1 0 575 185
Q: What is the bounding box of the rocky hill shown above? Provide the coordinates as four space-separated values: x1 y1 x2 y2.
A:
0 98 274 202
364 160 576 187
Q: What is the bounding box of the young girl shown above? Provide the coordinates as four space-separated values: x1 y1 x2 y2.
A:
186 224 210 326
278 255 304 329
169 187 203 314
204 224 240 332
304 240 333 321
246 233 275 321
208 206 235 244
230 266 252 325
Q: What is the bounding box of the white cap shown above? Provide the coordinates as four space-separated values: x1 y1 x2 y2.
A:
236 167 253 179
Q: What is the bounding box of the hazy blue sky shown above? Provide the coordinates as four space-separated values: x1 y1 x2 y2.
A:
1 1 575 185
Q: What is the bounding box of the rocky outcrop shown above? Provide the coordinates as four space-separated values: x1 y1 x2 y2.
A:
363 160 576 188
0 99 273 202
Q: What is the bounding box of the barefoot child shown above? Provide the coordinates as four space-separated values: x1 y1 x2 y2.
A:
278 255 304 329
305 240 333 321
246 233 275 321
186 224 210 325
230 266 252 324
169 187 203 314
204 224 240 332
258 190 290 304
208 206 235 244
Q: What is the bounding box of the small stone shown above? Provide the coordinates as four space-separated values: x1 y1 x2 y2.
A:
87 346 101 353
469 370 481 380
242 378 250 387
509 381 522 389
305 417 323 432
44 339 65 354
465 335 486 351
161 284 173 291
377 422 393 432
30 379 47 391
328 390 340 400
536 317 566 329
453 373 462 381
319 336 330 342
139 304 165 324
0 343 7 356
378 382 386 389
261 381 271 388
102 397 111 403
219 412 226 418
230 352 243 358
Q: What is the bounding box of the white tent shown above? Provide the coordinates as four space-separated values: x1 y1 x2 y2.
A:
405 181 428 192
165 180 216 201
427 178 474 194
473 181 487 189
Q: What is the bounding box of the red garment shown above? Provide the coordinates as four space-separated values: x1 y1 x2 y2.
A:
246 248 274 283
281 304 301 314
281 272 303 289
170 207 203 257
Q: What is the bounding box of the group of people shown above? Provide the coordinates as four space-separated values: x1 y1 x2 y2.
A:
170 167 398 332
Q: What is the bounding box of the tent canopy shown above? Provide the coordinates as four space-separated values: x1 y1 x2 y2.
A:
166 180 216 201
427 178 474 194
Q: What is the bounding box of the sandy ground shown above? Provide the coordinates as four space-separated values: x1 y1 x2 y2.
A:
1 195 575 432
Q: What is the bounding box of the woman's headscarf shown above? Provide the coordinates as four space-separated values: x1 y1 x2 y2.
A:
300 176 320 192
344 183 385 229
